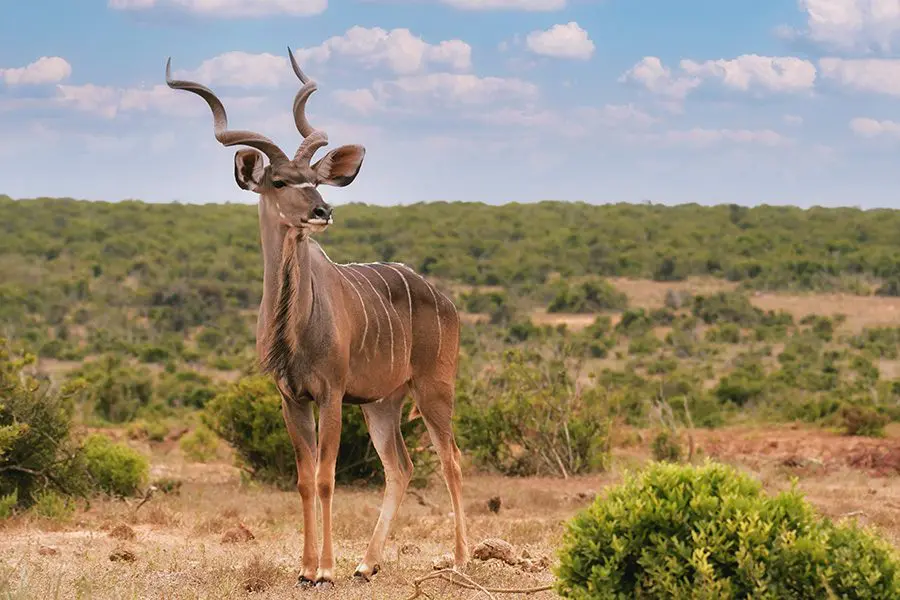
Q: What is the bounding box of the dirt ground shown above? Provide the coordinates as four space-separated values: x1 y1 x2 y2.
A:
4 425 900 599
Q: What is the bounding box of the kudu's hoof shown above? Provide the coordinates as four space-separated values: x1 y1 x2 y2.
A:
296 575 316 589
352 564 380 582
314 580 335 590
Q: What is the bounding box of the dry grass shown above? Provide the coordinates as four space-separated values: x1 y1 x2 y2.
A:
4 425 900 599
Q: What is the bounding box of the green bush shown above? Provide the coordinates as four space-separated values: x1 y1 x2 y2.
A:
67 355 154 423
179 426 220 462
840 404 889 437
82 434 149 497
548 278 628 314
31 489 75 520
459 290 515 324
692 291 763 326
206 375 428 488
0 341 91 509
556 461 900 599
650 430 682 462
705 323 741 343
456 348 610 477
204 376 294 487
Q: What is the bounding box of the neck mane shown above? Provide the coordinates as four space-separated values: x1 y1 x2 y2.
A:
257 196 314 377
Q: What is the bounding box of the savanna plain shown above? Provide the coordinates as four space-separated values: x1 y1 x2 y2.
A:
4 197 900 598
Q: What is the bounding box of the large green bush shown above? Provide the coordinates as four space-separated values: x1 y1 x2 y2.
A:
456 347 610 477
82 434 149 497
206 375 429 488
66 355 154 423
555 461 900 599
0 341 91 509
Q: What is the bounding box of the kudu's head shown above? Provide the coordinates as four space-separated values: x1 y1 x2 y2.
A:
165 47 366 232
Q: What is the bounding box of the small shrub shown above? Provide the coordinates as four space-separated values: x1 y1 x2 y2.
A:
0 490 17 519
692 291 763 326
82 434 149 497
714 359 767 406
548 278 628 314
705 323 741 343
1 341 90 509
126 418 169 442
556 461 900 599
459 290 515 325
456 348 610 477
650 430 682 462
664 289 692 310
628 333 661 356
179 426 220 462
31 489 75 520
840 404 889 437
67 355 154 423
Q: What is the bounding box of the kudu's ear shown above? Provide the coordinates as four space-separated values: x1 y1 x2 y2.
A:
234 149 266 192
311 144 366 187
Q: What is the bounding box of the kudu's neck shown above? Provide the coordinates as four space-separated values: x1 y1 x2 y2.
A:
257 195 315 369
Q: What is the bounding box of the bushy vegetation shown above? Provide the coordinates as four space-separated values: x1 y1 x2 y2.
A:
7 193 900 532
82 433 149 497
555 461 900 599
0 340 151 513
548 277 629 313
456 346 610 477
204 375 430 487
0 341 90 508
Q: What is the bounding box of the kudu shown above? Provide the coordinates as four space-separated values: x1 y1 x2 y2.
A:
164 49 469 587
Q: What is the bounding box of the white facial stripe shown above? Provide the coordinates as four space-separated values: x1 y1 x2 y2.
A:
290 182 315 189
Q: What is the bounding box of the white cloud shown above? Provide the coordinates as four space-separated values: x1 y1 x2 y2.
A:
680 55 817 93
336 73 538 115
636 128 791 148
622 55 816 102
819 58 900 96
172 52 290 88
440 0 564 10
794 0 900 51
525 22 594 60
293 27 471 75
109 0 327 17
474 104 656 137
376 73 537 105
783 114 804 126
56 84 122 118
333 89 378 114
1 56 72 85
850 117 900 138
619 57 701 100
55 83 264 118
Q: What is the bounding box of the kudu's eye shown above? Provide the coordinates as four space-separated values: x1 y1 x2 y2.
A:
272 180 286 189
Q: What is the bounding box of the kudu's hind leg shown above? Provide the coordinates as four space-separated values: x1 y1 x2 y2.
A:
279 388 319 586
354 386 413 581
413 379 470 568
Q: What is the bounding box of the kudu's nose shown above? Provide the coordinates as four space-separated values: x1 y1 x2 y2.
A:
311 205 332 221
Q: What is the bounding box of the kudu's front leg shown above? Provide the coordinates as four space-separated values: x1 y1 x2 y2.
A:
280 390 319 586
314 394 343 587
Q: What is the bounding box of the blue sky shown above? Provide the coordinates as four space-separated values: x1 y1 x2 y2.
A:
3 0 900 208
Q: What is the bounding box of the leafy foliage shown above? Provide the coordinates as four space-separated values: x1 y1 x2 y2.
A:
456 346 610 477
82 433 149 497
548 277 629 313
205 375 429 487
555 461 900 599
0 340 90 508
